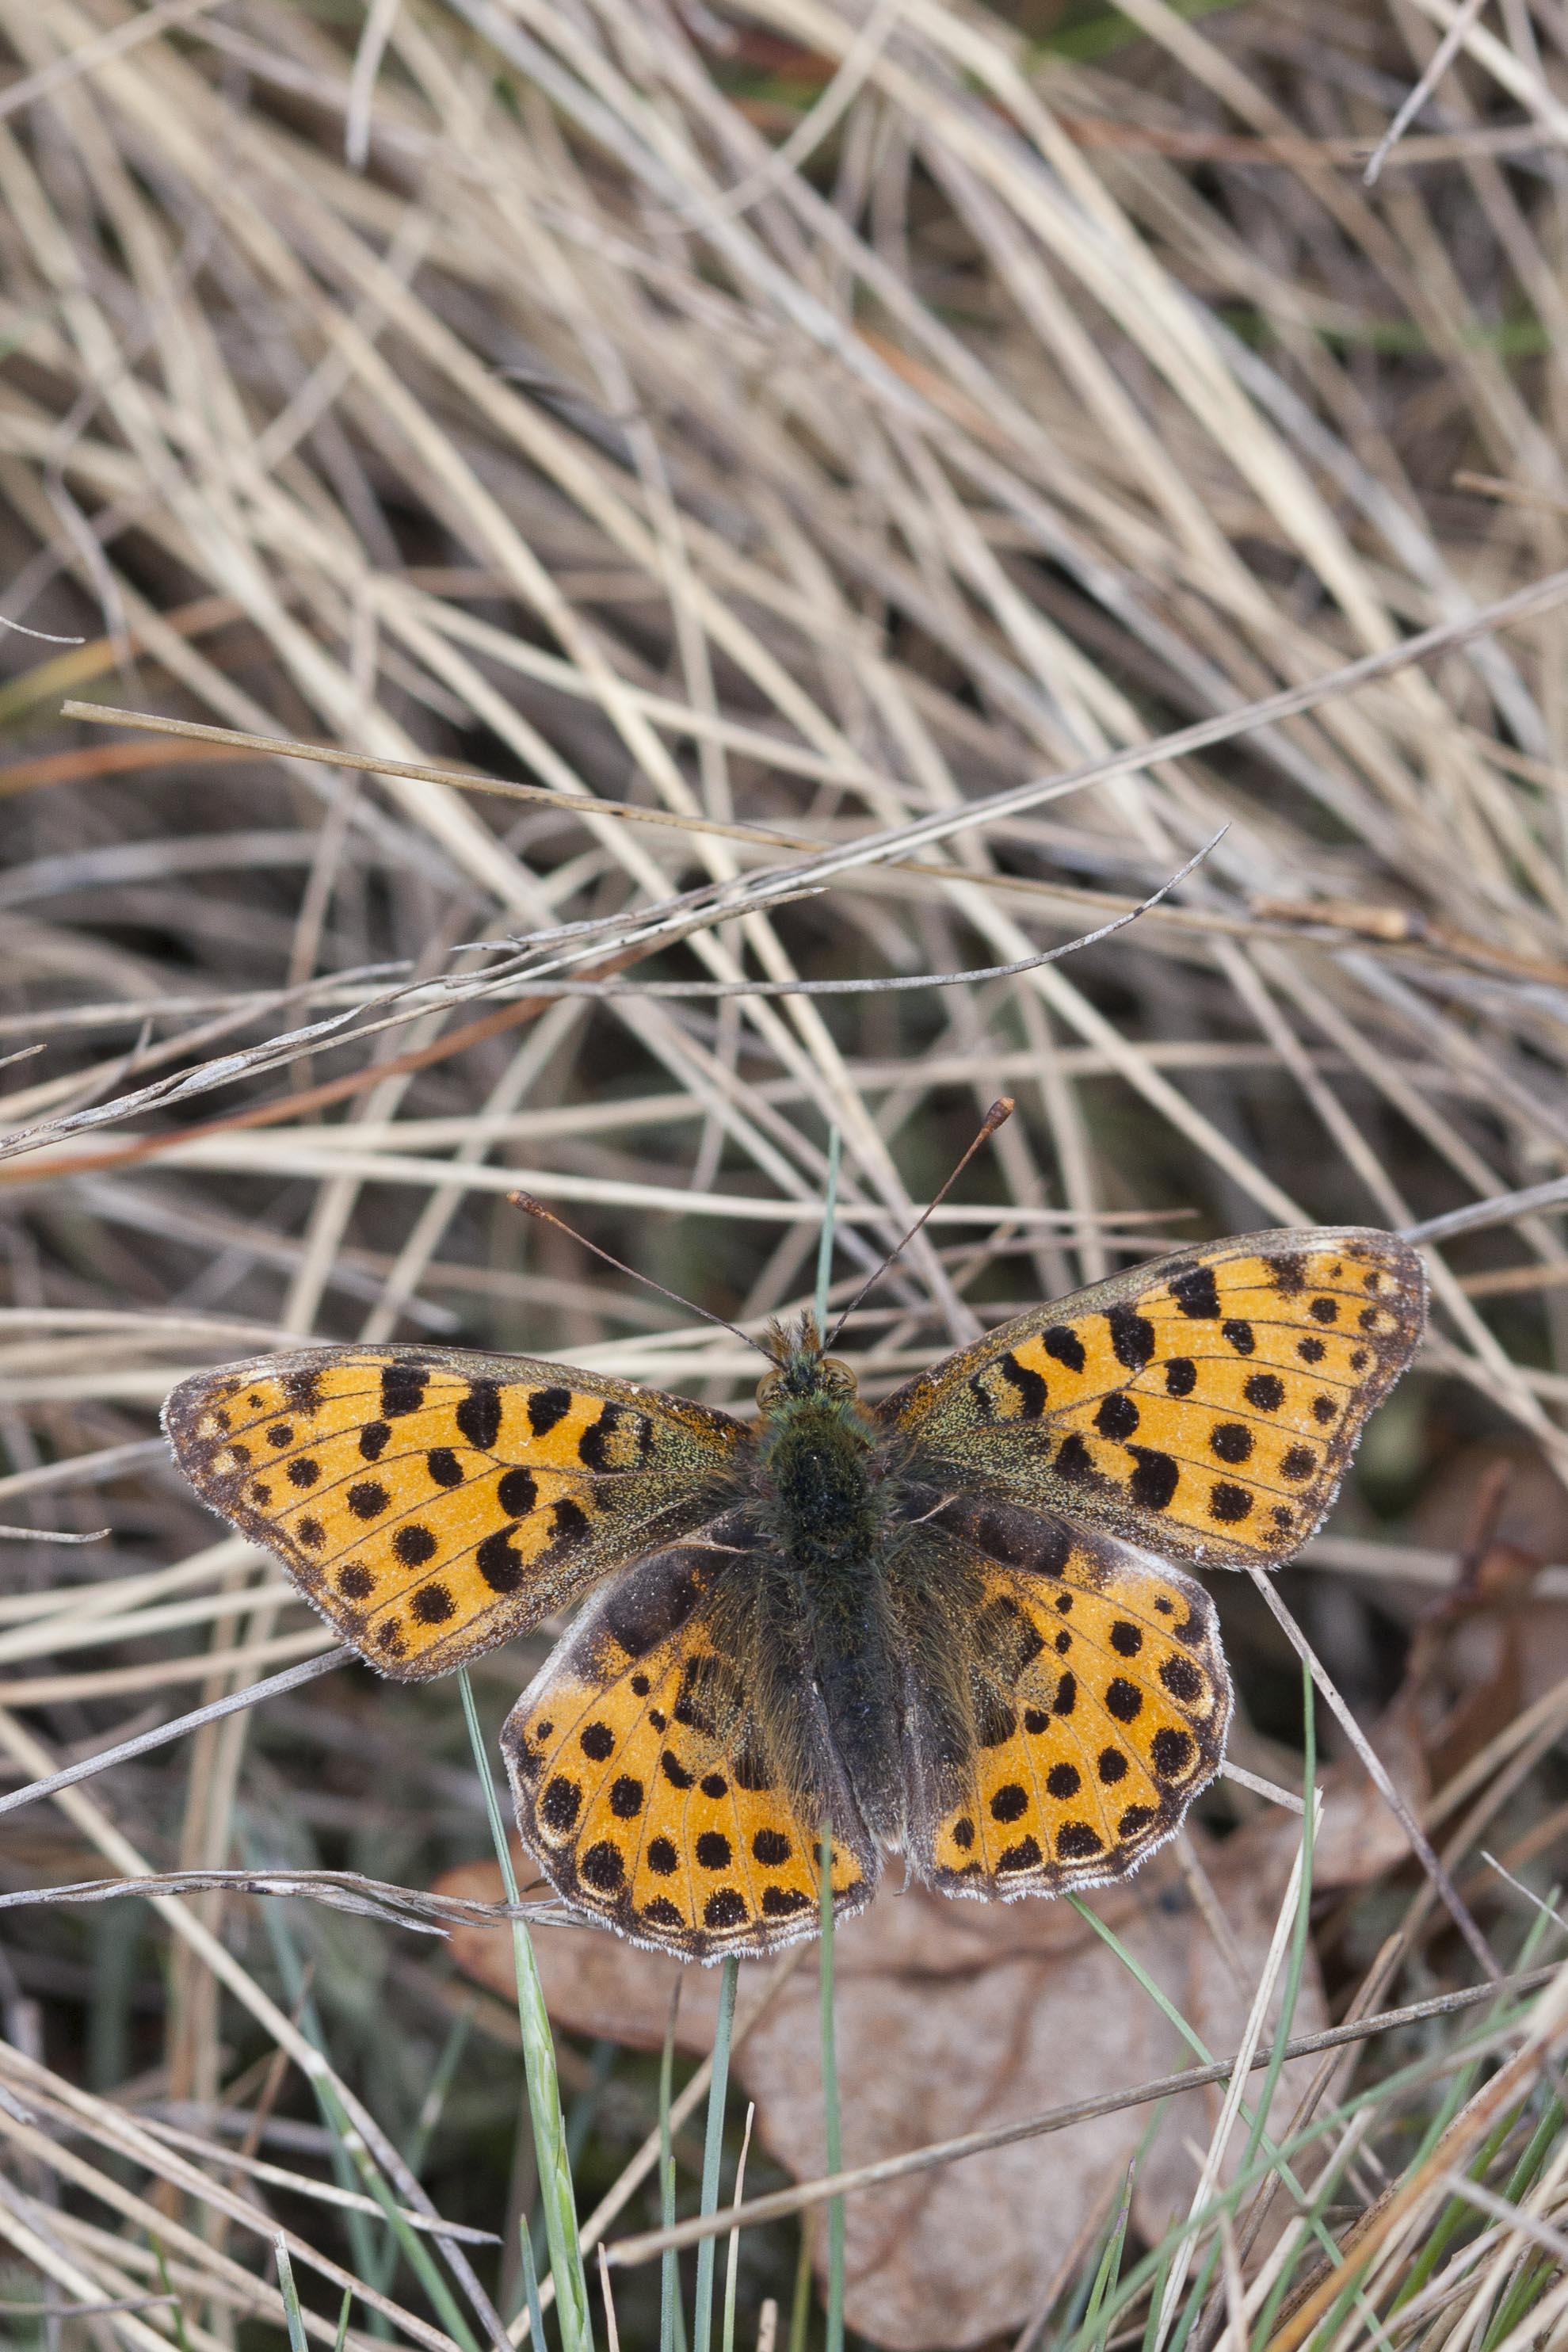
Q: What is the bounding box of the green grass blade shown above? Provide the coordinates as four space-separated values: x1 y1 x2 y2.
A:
460 1668 593 2352
276 2237 311 2352
520 2213 550 2352
692 1956 740 2352
660 1984 682 2352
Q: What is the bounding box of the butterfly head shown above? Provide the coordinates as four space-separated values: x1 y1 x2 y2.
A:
755 1313 860 1409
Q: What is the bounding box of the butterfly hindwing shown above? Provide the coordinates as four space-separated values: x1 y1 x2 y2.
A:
903 1502 1230 1899
502 1533 878 1959
163 1346 746 1679
878 1228 1425 1567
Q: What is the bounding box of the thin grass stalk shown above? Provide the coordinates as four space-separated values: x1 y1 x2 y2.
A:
814 1128 841 1333
458 1670 593 2352
406 2007 476 2182
660 1983 682 2352
692 1957 741 2352
787 2228 812 2352
1241 1671 1318 2186
1141 2253 1173 2352
597 2249 621 2352
721 2103 755 2352
152 2238 194 2352
818 1827 844 2352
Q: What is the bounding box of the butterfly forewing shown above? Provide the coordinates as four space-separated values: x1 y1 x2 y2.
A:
879 1229 1425 1567
163 1346 746 1679
502 1535 878 1958
903 1503 1230 1899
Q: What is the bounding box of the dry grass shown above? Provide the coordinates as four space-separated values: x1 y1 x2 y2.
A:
4 0 1568 2344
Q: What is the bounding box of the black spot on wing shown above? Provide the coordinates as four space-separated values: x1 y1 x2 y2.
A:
580 1842 624 1892
579 1401 636 1469
284 1369 323 1414
1169 1265 1220 1319
1127 1447 1178 1511
476 1529 525 1591
380 1361 428 1418
456 1380 502 1451
1042 1324 1085 1374
498 1466 536 1515
540 1776 580 1830
998 1352 1047 1417
1056 1822 1103 1859
1106 1306 1154 1370
1095 1392 1139 1441
1054 1433 1099 1483
528 1388 571 1437
1160 1655 1202 1703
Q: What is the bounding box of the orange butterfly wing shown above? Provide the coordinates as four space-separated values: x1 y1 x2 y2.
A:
163 1346 746 1680
878 1228 1425 1567
902 1502 1230 1898
502 1531 877 1959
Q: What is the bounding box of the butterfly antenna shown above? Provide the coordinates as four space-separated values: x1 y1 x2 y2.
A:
506 1192 776 1362
826 1098 1014 1349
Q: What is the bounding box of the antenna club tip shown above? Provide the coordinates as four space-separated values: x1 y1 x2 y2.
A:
985 1097 1016 1130
506 1189 546 1216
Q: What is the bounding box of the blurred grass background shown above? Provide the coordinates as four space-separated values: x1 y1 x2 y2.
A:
6 0 1568 2343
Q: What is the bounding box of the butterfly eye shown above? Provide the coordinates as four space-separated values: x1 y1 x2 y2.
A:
756 1371 783 1407
820 1357 857 1396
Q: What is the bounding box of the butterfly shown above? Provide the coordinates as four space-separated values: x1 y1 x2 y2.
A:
163 1226 1425 1961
